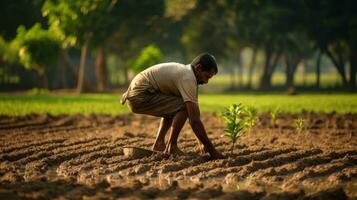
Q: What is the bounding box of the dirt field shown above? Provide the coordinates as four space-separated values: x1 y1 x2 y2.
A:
0 112 356 199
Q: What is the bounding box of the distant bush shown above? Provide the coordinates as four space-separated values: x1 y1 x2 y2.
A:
132 44 163 73
27 88 49 95
16 23 61 75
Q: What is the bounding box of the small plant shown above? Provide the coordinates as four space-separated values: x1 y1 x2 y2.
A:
270 108 281 127
222 103 246 156
295 118 305 134
244 106 258 133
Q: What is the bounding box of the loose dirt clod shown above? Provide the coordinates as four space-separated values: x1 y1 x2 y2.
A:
123 146 155 159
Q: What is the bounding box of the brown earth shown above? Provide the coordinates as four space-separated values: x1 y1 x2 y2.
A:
0 112 356 199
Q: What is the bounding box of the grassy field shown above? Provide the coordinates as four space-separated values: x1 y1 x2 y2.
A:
201 73 341 92
1 93 356 116
199 93 357 113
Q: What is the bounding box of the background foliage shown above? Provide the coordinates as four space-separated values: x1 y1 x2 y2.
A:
0 0 356 92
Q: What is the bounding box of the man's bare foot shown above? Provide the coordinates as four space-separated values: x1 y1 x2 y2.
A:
152 142 166 152
195 144 208 154
165 144 185 156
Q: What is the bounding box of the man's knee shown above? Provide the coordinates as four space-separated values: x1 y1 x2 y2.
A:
175 107 188 117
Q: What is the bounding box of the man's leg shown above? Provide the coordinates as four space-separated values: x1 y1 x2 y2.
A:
165 109 188 155
152 117 172 151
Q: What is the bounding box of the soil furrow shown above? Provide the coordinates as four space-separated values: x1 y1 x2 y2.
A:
17 124 92 134
56 147 124 177
192 148 321 180
327 167 357 182
158 156 208 174
0 113 356 199
0 138 66 154
256 149 357 178
57 143 122 167
0 124 98 140
17 138 110 168
109 153 171 175
238 148 323 178
25 143 114 172
0 120 51 130
292 155 357 181
0 138 105 163
180 148 297 177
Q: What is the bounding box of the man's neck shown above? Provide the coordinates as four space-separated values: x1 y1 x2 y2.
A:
190 64 199 83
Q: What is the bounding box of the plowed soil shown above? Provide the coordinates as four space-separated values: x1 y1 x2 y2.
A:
0 112 356 199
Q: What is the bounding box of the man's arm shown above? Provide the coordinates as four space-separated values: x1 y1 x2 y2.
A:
185 101 223 159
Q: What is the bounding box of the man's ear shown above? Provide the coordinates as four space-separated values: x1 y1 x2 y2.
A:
196 64 202 72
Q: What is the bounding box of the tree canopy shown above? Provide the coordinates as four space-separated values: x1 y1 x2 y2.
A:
0 0 356 91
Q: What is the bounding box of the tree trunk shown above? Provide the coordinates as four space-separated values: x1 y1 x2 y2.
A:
315 50 322 88
230 64 236 89
259 48 272 90
60 58 68 89
325 48 348 86
61 50 78 78
43 72 48 89
285 53 300 94
268 52 281 78
285 54 294 89
124 66 129 86
349 46 357 89
260 50 281 90
95 46 107 92
237 53 243 88
76 36 91 94
247 48 257 89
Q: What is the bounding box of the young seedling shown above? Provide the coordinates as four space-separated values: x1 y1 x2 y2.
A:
270 108 281 127
295 118 305 134
244 106 258 133
222 103 246 156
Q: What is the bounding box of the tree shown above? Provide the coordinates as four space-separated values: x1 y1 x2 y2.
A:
132 44 163 73
106 0 165 85
0 0 45 40
181 1 231 59
232 0 287 90
303 0 357 89
43 0 123 93
14 23 61 88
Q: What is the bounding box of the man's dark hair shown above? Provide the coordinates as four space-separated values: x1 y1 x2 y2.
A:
191 53 218 74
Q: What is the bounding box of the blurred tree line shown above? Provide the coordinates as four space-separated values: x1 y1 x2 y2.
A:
0 0 356 93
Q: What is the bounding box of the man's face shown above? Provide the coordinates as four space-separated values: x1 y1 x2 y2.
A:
196 65 216 85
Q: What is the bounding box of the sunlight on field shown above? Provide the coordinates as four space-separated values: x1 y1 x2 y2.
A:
0 94 128 116
199 94 357 113
1 93 356 116
207 73 340 89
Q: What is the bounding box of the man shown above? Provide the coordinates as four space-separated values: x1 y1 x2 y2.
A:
121 53 223 159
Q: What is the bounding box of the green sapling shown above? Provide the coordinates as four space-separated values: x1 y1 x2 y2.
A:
222 103 246 156
270 108 281 127
295 118 305 134
244 106 258 133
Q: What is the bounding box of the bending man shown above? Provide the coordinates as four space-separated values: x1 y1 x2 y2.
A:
121 53 223 159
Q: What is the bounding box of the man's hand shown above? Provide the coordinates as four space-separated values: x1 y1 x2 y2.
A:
185 101 224 160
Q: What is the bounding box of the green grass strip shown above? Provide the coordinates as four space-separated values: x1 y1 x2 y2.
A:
199 93 357 114
0 93 356 116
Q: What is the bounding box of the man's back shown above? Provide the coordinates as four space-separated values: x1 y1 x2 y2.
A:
141 62 198 103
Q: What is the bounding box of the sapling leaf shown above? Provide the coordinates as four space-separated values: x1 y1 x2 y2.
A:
295 118 304 134
244 106 258 133
222 103 246 156
270 108 281 127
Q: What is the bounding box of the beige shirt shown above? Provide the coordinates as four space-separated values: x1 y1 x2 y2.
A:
141 62 198 103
